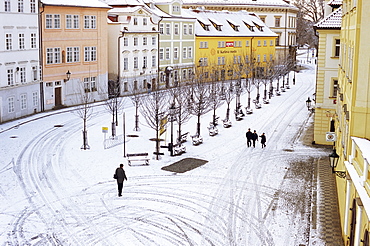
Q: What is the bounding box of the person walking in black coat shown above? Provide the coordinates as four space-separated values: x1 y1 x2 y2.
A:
115 164 127 197
260 133 267 148
252 130 258 147
246 128 253 147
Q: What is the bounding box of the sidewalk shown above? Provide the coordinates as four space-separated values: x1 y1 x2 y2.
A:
303 121 344 246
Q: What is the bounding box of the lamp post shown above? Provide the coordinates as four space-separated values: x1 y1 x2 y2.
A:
65 70 71 82
293 66 296 85
169 102 176 156
329 148 346 178
306 97 312 111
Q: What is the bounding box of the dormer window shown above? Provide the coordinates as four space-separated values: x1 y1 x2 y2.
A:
198 20 210 31
209 18 222 31
253 22 264 32
243 21 254 32
227 20 239 32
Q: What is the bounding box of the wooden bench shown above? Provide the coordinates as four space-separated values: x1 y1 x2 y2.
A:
222 119 232 128
191 135 203 146
173 144 186 155
208 124 218 136
127 153 150 166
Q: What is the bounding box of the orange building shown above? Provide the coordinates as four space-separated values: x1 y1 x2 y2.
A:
40 0 110 110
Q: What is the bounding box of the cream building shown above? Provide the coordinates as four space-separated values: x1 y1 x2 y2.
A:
313 0 342 145
40 0 110 110
330 0 370 245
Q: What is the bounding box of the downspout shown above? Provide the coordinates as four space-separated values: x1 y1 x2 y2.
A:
284 8 288 60
157 17 163 91
38 0 45 112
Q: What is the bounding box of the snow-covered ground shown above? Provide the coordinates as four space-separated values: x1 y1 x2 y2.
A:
0 54 328 245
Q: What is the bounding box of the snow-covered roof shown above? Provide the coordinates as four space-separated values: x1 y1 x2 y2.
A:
328 0 342 6
314 7 342 29
183 8 277 37
41 0 111 8
182 0 297 9
104 0 144 6
108 6 142 14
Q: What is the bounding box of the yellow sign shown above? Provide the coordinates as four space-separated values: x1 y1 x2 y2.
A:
102 127 108 133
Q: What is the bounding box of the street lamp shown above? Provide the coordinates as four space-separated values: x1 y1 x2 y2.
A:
329 148 346 178
306 97 312 111
65 70 71 82
169 102 176 156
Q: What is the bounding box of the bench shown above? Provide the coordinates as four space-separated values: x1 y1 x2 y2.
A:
222 119 232 128
173 144 186 155
127 153 150 166
276 91 281 96
245 107 253 114
208 124 218 136
179 132 189 143
191 135 203 145
263 99 270 104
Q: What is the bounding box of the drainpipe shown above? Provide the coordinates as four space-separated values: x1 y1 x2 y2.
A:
157 18 163 91
284 8 288 60
38 0 45 112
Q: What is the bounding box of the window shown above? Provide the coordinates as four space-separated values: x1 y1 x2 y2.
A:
174 24 179 35
218 56 225 65
173 5 180 12
84 16 96 29
264 40 267 46
200 41 208 48
260 17 266 23
152 36 156 45
257 55 261 62
31 33 37 48
18 0 23 12
166 24 170 35
263 54 267 62
152 55 156 67
246 40 250 47
165 48 170 60
335 39 340 57
19 67 26 83
90 77 96 91
83 77 90 92
174 47 178 59
134 57 138 69
245 55 249 63
32 66 37 80
199 57 208 66
143 56 147 68
143 37 147 45
182 69 187 79
183 47 187 59
270 40 273 46
54 15 60 29
66 15 79 29
183 24 187 35
7 69 14 85
188 47 192 59
33 92 38 107
332 79 338 97
20 94 27 110
123 57 128 70
133 17 138 25
134 37 138 46
275 17 281 27
123 37 128 46
189 24 193 35
159 24 164 34
159 48 164 60
8 97 15 113
46 48 61 64
18 33 25 50
270 54 273 61
84 47 96 62
143 18 147 25
5 34 12 50
5 0 10 12
30 0 35 13
258 40 261 46
46 14 53 29
66 47 79 63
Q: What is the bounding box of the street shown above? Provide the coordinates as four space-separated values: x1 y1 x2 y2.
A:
0 62 332 245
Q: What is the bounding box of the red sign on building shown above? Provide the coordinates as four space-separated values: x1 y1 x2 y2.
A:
226 42 234 47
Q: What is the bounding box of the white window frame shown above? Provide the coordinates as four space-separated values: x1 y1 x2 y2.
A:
8 97 15 113
20 94 27 110
7 69 14 85
33 92 38 107
5 33 12 50
165 48 170 60
31 33 37 48
123 57 128 70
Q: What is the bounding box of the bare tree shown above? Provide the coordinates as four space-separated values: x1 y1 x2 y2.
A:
139 89 168 160
209 67 224 126
129 76 144 131
169 78 192 144
71 82 94 150
105 80 126 137
187 68 212 137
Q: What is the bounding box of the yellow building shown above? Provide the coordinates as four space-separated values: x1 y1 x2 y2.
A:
331 0 370 245
40 0 110 110
182 9 277 81
313 1 342 145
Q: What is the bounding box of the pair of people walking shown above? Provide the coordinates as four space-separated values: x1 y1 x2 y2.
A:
246 128 266 148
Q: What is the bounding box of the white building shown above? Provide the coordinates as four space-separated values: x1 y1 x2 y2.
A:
106 0 160 92
0 0 41 123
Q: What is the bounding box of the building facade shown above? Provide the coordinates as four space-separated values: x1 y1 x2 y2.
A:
313 1 342 145
183 8 277 82
182 0 298 62
40 0 110 110
331 0 370 245
0 0 41 123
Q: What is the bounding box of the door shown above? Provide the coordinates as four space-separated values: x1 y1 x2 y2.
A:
55 87 62 107
349 199 356 246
